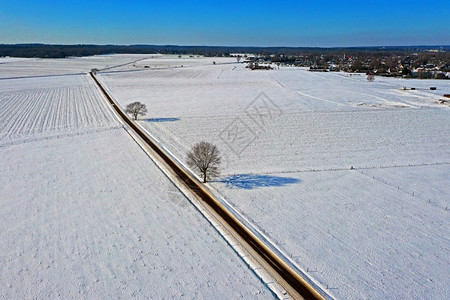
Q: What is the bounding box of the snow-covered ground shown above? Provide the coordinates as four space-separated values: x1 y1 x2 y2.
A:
0 54 148 78
0 54 235 79
0 60 274 299
98 57 450 299
0 75 120 145
119 109 448 175
212 167 449 299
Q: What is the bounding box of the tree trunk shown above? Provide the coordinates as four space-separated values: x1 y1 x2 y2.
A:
203 171 207 183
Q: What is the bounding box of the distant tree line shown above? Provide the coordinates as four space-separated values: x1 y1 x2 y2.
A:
0 44 448 59
0 44 231 58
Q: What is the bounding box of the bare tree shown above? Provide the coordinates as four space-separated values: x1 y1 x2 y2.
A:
187 141 221 183
125 102 147 120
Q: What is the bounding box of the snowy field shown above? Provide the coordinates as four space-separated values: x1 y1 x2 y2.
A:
0 75 120 146
0 54 234 79
213 166 449 299
0 59 273 299
98 56 450 299
122 109 448 175
0 54 149 78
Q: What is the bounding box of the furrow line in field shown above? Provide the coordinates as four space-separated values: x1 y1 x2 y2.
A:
0 93 18 137
50 88 62 130
5 92 30 137
72 88 81 127
4 92 32 137
24 89 44 135
41 88 54 132
89 86 102 126
0 93 13 120
75 86 88 127
60 88 68 130
43 88 55 132
87 88 97 126
65 88 74 129
41 89 54 134
55 88 64 131
53 88 64 130
31 89 48 134
73 87 81 129
0 75 122 143
87 86 105 127
9 91 37 138
74 87 84 128
27 90 46 135
80 85 95 126
63 87 73 129
86 82 118 128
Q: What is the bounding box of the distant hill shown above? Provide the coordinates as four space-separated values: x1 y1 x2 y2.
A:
0 44 448 58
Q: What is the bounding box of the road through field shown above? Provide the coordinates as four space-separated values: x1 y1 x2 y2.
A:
0 66 276 299
97 59 450 299
91 72 329 299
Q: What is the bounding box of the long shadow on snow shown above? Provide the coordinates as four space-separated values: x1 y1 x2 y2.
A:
221 174 300 190
146 117 180 122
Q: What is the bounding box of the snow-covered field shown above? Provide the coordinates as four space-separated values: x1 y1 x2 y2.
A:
98 57 450 299
122 109 448 175
213 166 449 299
0 58 274 299
0 54 234 79
0 54 154 78
0 75 120 145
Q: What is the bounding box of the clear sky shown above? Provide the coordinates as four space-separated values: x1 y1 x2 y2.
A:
1 0 449 47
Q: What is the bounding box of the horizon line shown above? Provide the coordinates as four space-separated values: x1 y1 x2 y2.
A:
1 43 449 49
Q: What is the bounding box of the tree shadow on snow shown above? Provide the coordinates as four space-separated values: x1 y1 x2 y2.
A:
146 117 181 122
221 174 300 190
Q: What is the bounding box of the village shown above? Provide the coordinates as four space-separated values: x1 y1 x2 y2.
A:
240 48 449 79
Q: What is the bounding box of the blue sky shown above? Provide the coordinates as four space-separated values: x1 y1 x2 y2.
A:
1 0 449 47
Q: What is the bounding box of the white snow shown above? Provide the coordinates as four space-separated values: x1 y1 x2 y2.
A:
97 56 450 299
0 54 235 79
0 59 274 299
0 75 120 145
2 54 449 299
212 167 449 299
122 109 448 175
0 54 149 78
